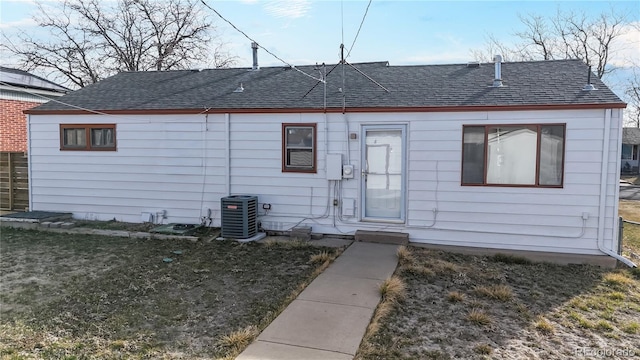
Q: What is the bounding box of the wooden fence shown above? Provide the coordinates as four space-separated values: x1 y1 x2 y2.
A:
0 152 29 211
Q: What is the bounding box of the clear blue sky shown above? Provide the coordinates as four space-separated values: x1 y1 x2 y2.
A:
1 0 638 95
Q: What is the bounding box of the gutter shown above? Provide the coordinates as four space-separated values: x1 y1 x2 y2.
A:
24 103 628 116
598 109 636 267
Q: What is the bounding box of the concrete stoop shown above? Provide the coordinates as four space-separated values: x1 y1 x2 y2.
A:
354 230 408 245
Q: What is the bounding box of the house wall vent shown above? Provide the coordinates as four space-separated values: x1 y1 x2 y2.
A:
221 195 258 239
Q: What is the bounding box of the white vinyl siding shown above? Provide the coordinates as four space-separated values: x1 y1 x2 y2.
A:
28 108 621 256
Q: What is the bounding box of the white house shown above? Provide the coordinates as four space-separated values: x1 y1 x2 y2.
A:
24 57 632 266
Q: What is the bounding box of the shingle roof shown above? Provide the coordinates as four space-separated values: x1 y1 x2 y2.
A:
0 66 69 92
28 59 624 113
623 128 640 144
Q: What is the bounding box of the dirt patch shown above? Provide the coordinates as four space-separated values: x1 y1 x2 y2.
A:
73 219 157 232
0 227 342 358
358 249 640 360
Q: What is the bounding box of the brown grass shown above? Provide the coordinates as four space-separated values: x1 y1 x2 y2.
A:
379 276 407 303
447 291 465 302
218 325 259 351
473 344 493 355
356 246 640 360
534 316 555 334
604 272 634 289
401 263 435 277
474 284 514 301
309 250 332 264
467 308 492 326
396 245 414 264
0 228 345 359
619 200 640 256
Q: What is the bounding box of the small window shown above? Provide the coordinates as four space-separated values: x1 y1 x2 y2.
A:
282 123 316 173
461 124 565 187
60 124 116 151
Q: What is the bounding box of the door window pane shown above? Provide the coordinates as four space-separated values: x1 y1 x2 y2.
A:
365 129 402 219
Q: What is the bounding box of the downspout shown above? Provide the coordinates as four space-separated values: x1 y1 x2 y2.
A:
225 113 231 196
598 109 636 267
27 114 33 211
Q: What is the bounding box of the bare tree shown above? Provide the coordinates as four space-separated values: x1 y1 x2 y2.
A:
626 67 640 128
472 7 629 78
3 0 236 88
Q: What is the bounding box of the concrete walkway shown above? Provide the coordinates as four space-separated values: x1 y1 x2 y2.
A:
236 241 400 360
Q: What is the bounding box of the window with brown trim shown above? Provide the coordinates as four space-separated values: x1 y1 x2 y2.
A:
462 124 565 187
60 124 116 151
282 123 316 173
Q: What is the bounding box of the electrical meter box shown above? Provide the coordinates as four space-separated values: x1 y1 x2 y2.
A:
342 165 354 179
326 154 343 180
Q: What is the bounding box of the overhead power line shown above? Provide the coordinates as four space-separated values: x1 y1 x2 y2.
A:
199 0 325 83
346 0 372 60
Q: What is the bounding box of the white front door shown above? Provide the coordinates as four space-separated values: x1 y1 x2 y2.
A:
361 125 406 221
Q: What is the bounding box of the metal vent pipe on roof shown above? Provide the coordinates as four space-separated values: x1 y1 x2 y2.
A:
582 65 597 91
493 54 503 87
251 42 259 70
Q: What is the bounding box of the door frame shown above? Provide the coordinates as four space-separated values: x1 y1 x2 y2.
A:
360 124 407 223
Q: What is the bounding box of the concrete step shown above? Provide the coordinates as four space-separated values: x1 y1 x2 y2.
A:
354 230 408 245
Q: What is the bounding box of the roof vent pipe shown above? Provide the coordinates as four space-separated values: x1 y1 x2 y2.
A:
251 42 259 70
582 65 597 91
493 55 503 87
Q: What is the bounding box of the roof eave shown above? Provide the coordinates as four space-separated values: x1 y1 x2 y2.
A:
24 103 627 116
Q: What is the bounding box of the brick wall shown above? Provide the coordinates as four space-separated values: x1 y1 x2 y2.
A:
0 99 41 152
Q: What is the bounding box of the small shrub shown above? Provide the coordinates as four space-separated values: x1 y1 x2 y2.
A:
515 302 531 320
623 321 640 334
569 312 594 329
401 264 435 277
607 292 625 301
396 245 414 264
218 325 259 350
474 344 493 355
534 316 555 334
428 259 461 274
490 253 532 265
379 276 407 303
447 291 465 303
467 309 491 326
309 251 331 264
596 320 614 332
474 284 513 301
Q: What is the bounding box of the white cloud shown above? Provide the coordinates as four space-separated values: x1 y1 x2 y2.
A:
263 0 310 19
609 22 640 68
0 18 37 29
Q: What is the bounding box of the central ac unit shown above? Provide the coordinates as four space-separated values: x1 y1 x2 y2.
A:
221 195 258 239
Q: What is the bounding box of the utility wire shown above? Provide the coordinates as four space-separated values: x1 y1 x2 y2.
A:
346 0 372 60
199 0 325 83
